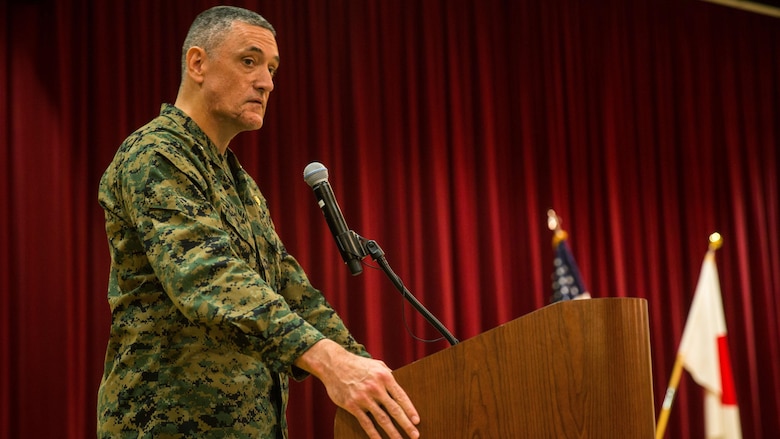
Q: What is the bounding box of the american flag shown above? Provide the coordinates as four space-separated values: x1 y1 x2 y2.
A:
548 210 590 303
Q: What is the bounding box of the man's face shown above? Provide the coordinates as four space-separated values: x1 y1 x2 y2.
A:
202 22 279 134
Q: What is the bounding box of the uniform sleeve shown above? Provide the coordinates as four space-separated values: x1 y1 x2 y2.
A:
122 147 326 375
277 252 370 358
240 174 371 368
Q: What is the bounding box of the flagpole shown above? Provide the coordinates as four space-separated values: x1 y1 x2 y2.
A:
654 233 723 439
655 355 685 439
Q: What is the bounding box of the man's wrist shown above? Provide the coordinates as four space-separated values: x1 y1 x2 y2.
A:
293 338 345 379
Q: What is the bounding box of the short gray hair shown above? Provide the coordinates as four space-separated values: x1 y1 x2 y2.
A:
180 6 276 77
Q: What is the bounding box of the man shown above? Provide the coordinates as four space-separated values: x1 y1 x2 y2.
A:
97 6 420 439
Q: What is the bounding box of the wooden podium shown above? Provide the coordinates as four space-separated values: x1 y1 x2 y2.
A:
334 298 656 438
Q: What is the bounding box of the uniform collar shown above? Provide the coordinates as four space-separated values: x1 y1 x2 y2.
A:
159 103 230 165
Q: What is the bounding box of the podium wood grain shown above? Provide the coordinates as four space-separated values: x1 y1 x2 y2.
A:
334 298 656 438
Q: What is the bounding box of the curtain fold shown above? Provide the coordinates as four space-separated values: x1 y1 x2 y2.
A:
1 4 11 439
1 0 778 437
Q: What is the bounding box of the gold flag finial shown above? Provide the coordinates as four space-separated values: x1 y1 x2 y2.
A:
708 232 723 252
547 209 561 231
548 209 568 246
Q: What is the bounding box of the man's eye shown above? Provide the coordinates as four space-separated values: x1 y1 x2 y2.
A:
243 58 255 66
269 67 278 77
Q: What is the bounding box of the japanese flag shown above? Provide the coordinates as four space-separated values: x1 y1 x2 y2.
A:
678 251 742 438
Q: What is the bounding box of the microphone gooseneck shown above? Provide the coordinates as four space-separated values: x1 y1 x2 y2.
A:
302 161 459 346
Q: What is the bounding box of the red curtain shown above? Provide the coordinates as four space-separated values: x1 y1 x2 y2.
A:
2 0 778 437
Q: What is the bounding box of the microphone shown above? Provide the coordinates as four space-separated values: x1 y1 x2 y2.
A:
303 162 365 275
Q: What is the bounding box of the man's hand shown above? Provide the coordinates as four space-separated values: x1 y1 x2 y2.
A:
295 339 420 439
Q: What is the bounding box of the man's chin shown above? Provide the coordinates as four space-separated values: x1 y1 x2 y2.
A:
239 117 264 132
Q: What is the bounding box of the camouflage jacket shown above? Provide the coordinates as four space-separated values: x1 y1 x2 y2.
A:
97 104 368 438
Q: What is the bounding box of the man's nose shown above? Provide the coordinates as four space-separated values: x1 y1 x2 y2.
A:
255 68 274 93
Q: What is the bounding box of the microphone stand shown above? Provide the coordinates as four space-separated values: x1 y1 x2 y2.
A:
348 232 459 346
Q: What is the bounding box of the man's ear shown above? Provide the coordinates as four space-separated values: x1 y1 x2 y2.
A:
184 46 207 84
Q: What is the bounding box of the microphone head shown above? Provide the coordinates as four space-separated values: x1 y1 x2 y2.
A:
303 162 329 187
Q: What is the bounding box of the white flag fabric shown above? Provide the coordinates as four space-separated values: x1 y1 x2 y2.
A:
678 251 742 439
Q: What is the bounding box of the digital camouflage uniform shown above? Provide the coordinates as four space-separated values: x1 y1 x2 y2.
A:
97 104 368 438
